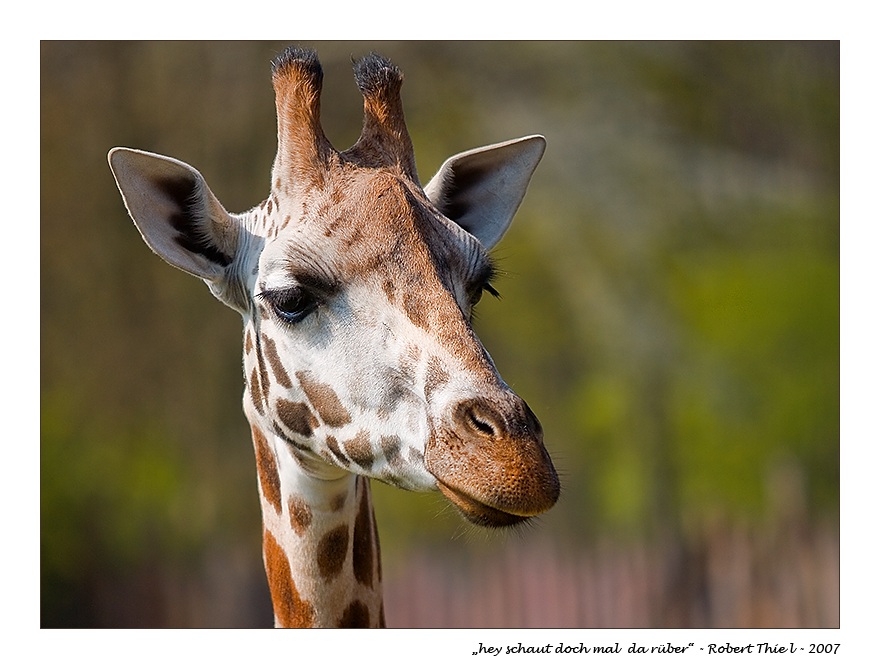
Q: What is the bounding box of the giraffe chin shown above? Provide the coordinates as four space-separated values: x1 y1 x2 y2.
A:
435 480 532 528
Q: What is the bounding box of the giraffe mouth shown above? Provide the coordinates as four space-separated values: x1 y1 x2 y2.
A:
435 480 532 527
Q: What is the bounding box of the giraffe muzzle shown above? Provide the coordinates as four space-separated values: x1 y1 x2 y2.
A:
425 396 560 527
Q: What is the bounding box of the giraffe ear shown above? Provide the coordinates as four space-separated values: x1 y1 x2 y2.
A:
423 135 545 250
108 148 239 282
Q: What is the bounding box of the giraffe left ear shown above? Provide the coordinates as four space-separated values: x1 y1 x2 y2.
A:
424 135 545 250
108 147 239 282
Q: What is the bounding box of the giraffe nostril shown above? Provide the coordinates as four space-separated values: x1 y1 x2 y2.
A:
466 408 496 437
456 400 500 439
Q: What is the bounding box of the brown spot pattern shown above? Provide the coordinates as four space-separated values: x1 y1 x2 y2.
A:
252 426 282 513
262 334 292 388
330 492 347 512
244 328 253 355
249 368 264 415
273 421 309 451
352 479 374 587
252 332 271 406
338 600 371 628
380 435 403 468
325 435 349 465
402 291 430 330
276 398 317 437
424 355 450 402
288 494 312 535
398 344 420 380
344 227 364 249
382 278 395 303
378 373 410 418
317 524 349 581
344 430 374 469
296 371 352 427
263 529 315 628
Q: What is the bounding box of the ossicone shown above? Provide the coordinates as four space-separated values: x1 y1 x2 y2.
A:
270 47 419 192
347 52 418 181
271 46 335 191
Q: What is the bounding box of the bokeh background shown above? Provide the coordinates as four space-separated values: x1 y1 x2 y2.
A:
41 41 839 628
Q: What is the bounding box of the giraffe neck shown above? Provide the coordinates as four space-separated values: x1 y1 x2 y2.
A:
250 426 384 627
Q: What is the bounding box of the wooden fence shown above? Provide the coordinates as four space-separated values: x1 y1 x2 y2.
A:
71 521 838 628
382 522 839 628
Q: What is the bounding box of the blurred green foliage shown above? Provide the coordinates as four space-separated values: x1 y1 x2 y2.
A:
41 41 838 626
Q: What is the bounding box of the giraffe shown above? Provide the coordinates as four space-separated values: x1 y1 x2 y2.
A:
108 46 559 628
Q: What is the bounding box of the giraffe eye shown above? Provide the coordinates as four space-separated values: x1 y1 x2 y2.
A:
260 287 318 324
472 282 500 306
470 259 501 307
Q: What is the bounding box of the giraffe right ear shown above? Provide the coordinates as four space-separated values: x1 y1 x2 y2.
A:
108 148 239 282
423 135 545 250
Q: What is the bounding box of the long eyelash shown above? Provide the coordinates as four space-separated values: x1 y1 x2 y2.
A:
485 258 500 282
256 287 298 303
254 287 304 312
483 258 504 299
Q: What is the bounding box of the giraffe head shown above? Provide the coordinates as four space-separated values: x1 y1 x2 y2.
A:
109 47 559 527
